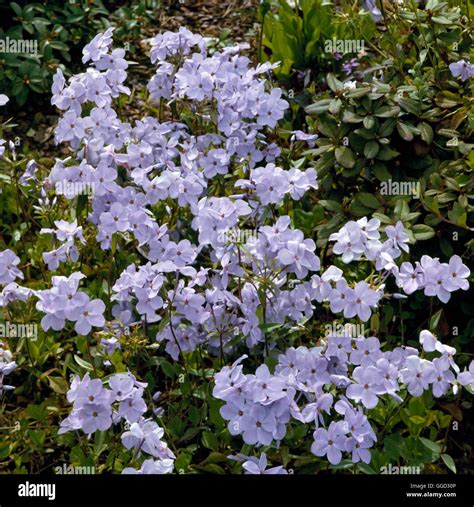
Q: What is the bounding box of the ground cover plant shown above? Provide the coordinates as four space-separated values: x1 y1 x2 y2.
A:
0 0 161 106
0 0 473 479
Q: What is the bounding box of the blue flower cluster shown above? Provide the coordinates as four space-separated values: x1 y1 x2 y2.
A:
214 328 471 465
0 27 472 473
60 372 175 474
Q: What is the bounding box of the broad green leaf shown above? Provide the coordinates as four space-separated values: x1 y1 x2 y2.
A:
412 224 435 240
429 309 443 331
441 454 456 473
418 122 433 144
448 202 467 227
335 146 355 168
364 141 379 159
374 105 400 118
356 192 380 209
419 437 441 456
74 354 94 372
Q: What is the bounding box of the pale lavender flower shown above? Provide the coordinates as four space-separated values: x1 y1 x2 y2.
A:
350 337 381 367
242 453 288 474
431 358 455 398
0 250 23 285
457 361 474 389
240 404 276 446
122 458 174 475
343 281 380 322
65 297 106 335
443 255 470 292
345 435 373 463
311 421 348 465
384 221 410 254
449 60 474 82
399 356 436 396
346 366 381 409
342 58 359 75
77 403 112 434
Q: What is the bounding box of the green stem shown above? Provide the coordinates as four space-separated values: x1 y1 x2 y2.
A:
258 12 266 62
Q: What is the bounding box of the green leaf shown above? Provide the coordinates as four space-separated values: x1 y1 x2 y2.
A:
48 376 69 394
328 98 342 115
159 358 176 378
0 444 11 460
27 404 47 422
419 48 429 65
409 415 426 425
419 437 441 456
412 224 435 241
377 147 399 161
188 406 201 426
448 202 467 227
409 397 425 416
374 105 400 118
329 459 355 470
379 118 396 137
397 121 414 141
174 452 192 473
319 200 342 211
259 323 283 333
345 86 371 98
372 163 391 181
74 354 94 372
435 93 459 108
364 141 379 159
356 192 380 209
350 200 372 217
294 206 325 234
398 98 421 115
326 73 343 93
441 454 456 473
335 146 355 168
76 194 88 218
199 463 225 474
199 452 229 465
372 213 392 224
202 430 219 451
178 427 201 443
363 115 375 129
384 434 405 460
357 463 377 474
418 122 433 144
317 116 338 138
342 110 364 123
305 99 331 115
431 16 452 24
28 429 46 447
10 2 22 16
429 309 443 331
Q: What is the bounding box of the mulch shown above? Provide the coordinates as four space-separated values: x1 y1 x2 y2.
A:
158 0 258 42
